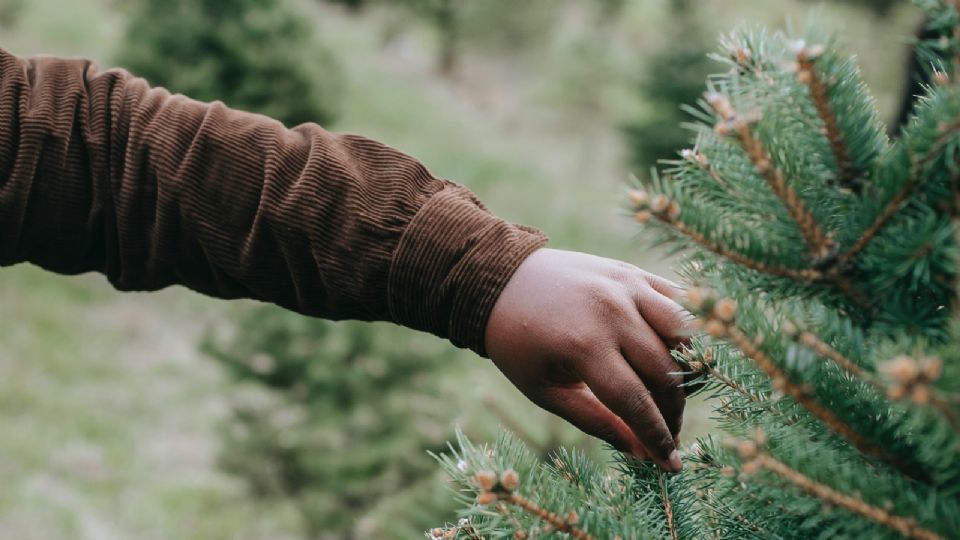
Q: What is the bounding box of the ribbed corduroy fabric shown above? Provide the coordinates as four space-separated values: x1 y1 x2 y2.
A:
0 49 547 356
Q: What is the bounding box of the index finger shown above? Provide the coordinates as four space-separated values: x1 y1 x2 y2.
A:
584 349 682 472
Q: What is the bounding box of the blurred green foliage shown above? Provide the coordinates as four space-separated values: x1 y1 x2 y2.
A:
803 0 901 16
0 0 24 27
622 0 714 172
118 0 343 127
203 307 462 537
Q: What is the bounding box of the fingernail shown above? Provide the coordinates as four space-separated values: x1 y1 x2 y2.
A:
668 450 683 472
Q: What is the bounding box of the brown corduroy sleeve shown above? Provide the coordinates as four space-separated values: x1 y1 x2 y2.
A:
0 49 547 356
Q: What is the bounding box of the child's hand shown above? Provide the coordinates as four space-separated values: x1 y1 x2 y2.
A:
485 248 689 472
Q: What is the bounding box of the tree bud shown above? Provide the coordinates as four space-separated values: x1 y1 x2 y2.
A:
500 469 519 492
475 470 497 491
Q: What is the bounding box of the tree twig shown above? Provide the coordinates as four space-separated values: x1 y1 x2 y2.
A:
658 472 679 540
796 48 856 189
646 212 823 282
745 450 944 540
713 319 929 482
839 115 960 265
707 93 835 259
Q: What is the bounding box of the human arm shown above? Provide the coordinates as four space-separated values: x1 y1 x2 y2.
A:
0 49 687 468
0 48 544 354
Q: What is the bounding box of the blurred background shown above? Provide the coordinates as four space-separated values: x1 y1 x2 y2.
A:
0 0 925 537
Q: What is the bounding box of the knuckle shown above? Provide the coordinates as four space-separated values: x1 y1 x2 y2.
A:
587 282 630 317
563 330 596 356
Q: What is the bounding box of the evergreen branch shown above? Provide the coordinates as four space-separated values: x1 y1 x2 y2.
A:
840 115 960 265
681 148 735 191
881 356 960 435
703 311 928 481
658 472 680 540
784 327 960 433
495 502 525 537
473 469 595 540
501 493 594 540
824 269 874 313
707 93 835 259
689 359 765 405
796 48 855 188
745 450 944 540
722 323 887 460
635 204 823 282
839 183 912 265
785 326 879 387
931 393 960 434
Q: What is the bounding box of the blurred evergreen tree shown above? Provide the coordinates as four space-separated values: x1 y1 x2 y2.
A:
622 0 714 172
0 0 24 28
118 0 342 127
325 0 367 12
204 307 462 538
377 0 558 77
804 0 900 17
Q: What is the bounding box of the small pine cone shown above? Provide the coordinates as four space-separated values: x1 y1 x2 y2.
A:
737 439 758 459
500 469 520 492
934 70 951 86
566 511 579 525
475 470 497 491
629 189 649 208
667 201 681 220
921 357 943 380
712 298 738 322
911 385 931 405
782 321 798 338
887 384 907 401
635 210 652 224
705 92 735 120
514 531 528 540
430 528 444 540
477 492 498 505
881 356 920 384
741 459 760 475
651 194 670 213
685 287 709 310
734 47 751 65
704 319 726 338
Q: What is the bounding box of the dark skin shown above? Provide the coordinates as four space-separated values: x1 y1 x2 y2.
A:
485 248 689 472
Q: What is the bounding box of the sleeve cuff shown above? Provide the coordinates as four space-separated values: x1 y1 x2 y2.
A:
387 184 548 356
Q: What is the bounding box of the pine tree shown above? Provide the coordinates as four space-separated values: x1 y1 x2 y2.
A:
117 0 342 127
430 2 960 539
